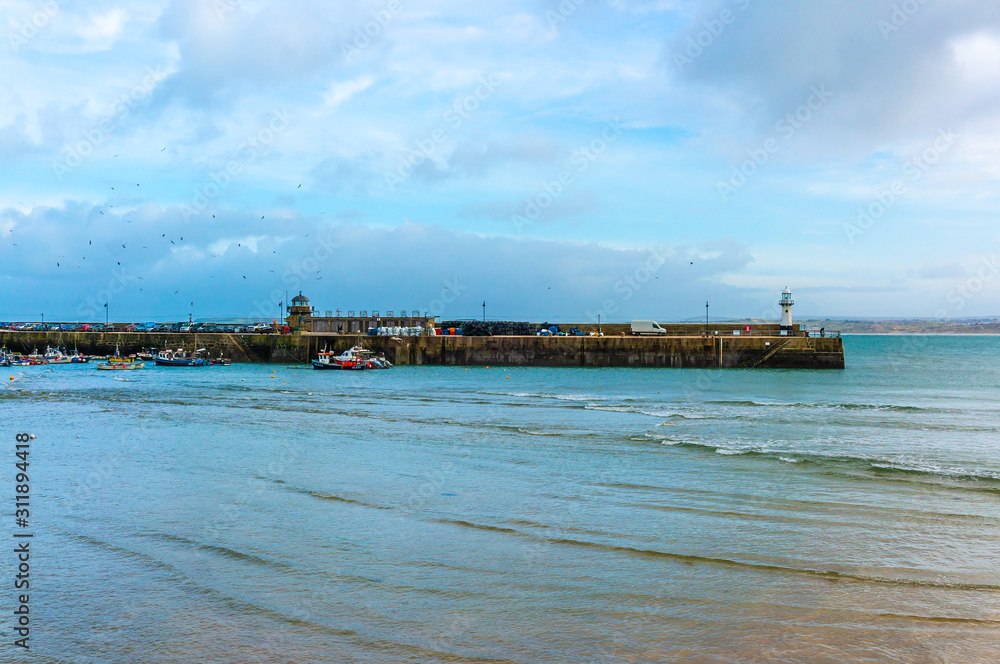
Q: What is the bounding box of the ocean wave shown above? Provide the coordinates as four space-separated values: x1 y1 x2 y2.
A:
430 518 1000 591
477 390 612 403
252 475 395 511
645 435 1000 487
706 399 929 413
588 404 712 419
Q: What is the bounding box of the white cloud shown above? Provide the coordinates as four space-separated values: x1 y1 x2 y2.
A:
322 75 376 108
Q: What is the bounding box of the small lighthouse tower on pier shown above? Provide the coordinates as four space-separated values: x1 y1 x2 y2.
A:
779 287 794 334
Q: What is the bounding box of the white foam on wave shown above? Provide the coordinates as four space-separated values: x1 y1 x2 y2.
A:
586 403 711 419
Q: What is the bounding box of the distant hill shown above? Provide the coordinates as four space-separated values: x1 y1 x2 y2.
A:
791 319 1000 335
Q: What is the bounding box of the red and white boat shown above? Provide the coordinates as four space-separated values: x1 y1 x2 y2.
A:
312 345 392 370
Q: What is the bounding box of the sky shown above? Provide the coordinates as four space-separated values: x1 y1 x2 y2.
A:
1 0 999 323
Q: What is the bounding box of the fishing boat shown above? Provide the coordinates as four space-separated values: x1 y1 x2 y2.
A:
43 346 73 364
0 347 30 367
154 348 211 367
25 348 48 365
136 348 157 362
97 360 144 371
312 345 393 370
97 344 143 370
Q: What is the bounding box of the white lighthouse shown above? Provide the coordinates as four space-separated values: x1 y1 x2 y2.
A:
779 286 794 334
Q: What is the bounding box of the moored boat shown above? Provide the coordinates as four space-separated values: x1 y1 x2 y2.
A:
0 347 30 367
43 346 73 364
312 345 392 370
98 344 143 369
97 345 146 371
155 348 211 366
25 348 48 365
97 360 144 370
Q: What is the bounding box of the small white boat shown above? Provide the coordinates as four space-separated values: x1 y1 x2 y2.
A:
43 346 73 364
312 345 393 370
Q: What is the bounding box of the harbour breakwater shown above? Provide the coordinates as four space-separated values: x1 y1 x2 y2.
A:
0 331 845 368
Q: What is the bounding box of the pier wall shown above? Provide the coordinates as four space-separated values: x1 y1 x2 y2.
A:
0 332 844 369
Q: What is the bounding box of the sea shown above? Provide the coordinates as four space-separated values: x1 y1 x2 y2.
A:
2 335 999 663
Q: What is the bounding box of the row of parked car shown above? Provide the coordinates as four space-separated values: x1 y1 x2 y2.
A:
125 322 278 334
2 322 279 334
1 322 115 332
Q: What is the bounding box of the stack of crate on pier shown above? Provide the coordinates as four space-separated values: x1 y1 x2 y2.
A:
439 321 531 336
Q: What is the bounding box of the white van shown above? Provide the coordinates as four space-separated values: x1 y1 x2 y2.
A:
631 320 667 335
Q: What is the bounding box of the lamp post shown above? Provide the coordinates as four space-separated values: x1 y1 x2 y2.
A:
41 313 44 331
482 301 486 322
105 302 109 326
705 300 709 336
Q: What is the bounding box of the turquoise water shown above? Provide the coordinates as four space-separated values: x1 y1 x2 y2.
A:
3 336 999 663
